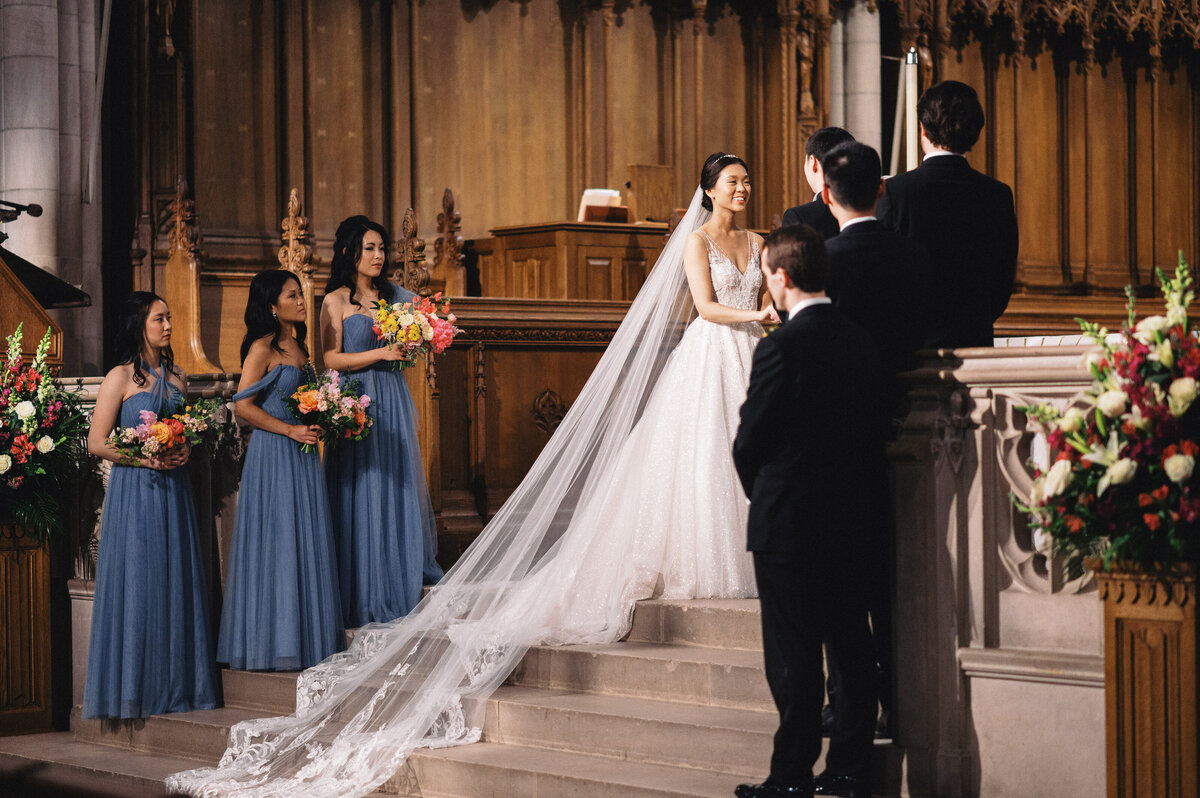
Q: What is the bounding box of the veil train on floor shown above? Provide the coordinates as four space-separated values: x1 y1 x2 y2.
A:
167 187 712 798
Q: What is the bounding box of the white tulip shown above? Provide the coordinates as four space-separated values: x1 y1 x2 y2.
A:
1134 315 1170 344
1059 407 1085 433
1043 460 1074 498
1099 458 1138 496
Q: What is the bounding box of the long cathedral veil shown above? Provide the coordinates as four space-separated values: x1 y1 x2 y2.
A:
168 187 713 797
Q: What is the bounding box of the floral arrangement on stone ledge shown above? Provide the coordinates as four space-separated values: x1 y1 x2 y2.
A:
0 324 88 537
1020 256 1200 573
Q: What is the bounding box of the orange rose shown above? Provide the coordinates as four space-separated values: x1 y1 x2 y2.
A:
165 417 185 442
296 390 321 414
149 421 172 445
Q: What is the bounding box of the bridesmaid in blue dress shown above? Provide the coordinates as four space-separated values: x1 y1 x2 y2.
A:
83 292 220 719
217 270 344 670
320 215 443 626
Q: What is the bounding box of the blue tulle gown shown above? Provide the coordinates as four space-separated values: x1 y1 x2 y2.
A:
326 288 444 627
217 364 344 670
83 365 220 719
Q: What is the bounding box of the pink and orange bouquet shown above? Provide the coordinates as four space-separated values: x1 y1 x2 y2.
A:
283 364 373 453
371 292 461 371
106 397 223 465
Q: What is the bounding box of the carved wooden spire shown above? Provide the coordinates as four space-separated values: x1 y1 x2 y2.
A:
434 188 465 296
161 176 220 373
392 208 430 296
277 189 316 357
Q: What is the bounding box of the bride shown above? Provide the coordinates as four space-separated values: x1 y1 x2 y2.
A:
168 152 779 797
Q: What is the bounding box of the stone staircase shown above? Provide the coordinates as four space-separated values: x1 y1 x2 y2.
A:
0 599 904 797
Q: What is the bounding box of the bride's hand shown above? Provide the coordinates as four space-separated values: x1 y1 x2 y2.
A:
758 306 781 324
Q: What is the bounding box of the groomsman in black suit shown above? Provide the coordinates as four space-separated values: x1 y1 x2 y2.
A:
876 80 1018 348
822 140 933 421
733 226 887 798
781 127 855 241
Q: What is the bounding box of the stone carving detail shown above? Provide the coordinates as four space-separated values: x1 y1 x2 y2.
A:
989 389 1094 595
277 189 316 356
393 208 430 296
931 389 972 473
531 390 567 436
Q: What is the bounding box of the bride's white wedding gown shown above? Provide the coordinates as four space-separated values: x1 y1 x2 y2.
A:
509 230 763 644
168 191 763 798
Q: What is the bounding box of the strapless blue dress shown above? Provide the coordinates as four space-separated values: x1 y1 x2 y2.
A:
217 364 344 670
83 366 221 719
325 290 443 627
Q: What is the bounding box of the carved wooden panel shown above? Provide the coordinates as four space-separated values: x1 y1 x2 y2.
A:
0 524 52 734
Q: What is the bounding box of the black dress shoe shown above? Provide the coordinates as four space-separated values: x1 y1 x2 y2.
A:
735 777 814 797
813 772 870 798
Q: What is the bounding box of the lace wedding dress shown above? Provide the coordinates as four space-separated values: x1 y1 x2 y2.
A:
167 189 762 797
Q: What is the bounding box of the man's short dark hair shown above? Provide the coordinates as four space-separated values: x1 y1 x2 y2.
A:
821 142 882 212
804 127 856 161
763 224 826 293
917 80 985 153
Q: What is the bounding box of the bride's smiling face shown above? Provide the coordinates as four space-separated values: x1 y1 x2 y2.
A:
706 164 751 214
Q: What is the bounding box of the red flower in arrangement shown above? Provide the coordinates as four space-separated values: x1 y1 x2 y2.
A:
10 434 34 463
1018 256 1200 572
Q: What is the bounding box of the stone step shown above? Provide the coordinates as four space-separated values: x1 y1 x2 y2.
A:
391 741 748 798
72 705 264 762
510 641 773 710
220 667 300 714
0 730 392 798
627 598 762 651
483 685 773 776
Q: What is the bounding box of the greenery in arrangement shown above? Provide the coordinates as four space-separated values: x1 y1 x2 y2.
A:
0 324 89 537
1019 256 1200 574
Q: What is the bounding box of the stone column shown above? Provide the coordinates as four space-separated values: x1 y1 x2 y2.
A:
828 6 846 128
0 0 105 374
842 0 882 154
0 0 62 271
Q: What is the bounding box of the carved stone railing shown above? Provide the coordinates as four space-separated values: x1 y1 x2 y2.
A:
892 343 1105 798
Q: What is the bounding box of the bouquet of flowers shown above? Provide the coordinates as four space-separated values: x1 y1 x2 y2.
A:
371 292 461 371
0 324 89 536
1019 256 1200 573
106 397 224 465
283 364 373 453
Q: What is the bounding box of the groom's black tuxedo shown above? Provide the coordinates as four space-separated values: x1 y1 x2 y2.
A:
733 302 887 787
781 197 840 241
876 154 1018 349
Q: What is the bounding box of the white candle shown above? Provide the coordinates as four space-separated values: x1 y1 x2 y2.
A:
905 48 919 170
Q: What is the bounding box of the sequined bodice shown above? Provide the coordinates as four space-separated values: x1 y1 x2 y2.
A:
699 231 761 310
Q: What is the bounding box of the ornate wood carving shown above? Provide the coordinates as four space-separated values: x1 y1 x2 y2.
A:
434 188 465 296
277 189 316 357
392 208 430 297
531 390 567 436
1098 566 1199 798
160 176 220 373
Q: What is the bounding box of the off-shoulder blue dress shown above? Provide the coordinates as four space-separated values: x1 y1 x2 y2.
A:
83 366 220 719
326 287 443 626
217 364 344 670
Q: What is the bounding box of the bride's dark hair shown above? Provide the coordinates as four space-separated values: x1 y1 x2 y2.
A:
325 214 395 309
113 291 177 386
699 152 749 211
240 269 308 365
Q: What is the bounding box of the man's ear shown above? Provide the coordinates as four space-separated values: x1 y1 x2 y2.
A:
876 179 886 199
821 185 833 207
807 154 818 174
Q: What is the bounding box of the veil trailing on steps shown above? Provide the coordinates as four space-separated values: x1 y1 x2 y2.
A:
168 188 716 797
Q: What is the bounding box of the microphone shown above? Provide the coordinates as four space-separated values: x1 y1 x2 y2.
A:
26 204 42 217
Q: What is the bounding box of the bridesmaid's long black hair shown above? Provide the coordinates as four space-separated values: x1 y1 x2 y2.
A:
324 215 395 309
240 270 308 365
113 291 177 387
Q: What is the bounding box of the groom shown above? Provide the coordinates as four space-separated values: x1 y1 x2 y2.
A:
732 225 887 798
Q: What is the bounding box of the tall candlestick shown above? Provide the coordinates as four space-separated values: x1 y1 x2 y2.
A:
905 48 919 171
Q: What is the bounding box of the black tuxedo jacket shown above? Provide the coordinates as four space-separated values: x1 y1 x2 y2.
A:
876 155 1018 348
825 219 933 382
781 198 840 240
733 303 888 563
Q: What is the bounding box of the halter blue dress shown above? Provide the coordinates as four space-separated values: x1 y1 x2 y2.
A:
216 364 344 670
83 365 220 719
325 288 443 626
